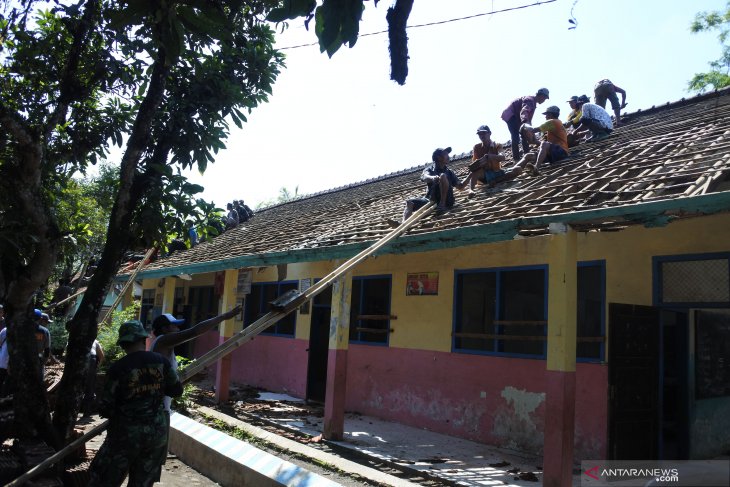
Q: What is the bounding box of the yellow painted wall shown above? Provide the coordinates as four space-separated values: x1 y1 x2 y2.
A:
137 213 730 354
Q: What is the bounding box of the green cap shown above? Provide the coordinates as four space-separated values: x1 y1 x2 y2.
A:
117 320 149 345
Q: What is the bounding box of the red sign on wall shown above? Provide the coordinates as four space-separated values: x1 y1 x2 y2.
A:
406 272 438 296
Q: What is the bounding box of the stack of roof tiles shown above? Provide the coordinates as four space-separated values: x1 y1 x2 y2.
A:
141 89 730 274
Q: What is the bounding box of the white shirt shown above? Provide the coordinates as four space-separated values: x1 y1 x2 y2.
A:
90 339 100 357
151 335 177 412
580 103 613 130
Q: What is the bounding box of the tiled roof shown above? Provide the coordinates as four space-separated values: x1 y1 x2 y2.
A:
139 89 730 275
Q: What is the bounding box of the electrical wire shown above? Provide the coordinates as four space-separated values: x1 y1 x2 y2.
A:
278 0 557 50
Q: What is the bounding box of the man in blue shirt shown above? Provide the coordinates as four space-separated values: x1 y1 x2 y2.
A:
402 147 468 221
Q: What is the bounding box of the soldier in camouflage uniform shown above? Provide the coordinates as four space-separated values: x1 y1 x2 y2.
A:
89 320 183 487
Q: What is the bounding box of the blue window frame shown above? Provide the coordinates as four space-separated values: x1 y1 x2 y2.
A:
244 280 298 337
577 261 606 362
349 275 392 345
453 265 547 358
653 252 730 308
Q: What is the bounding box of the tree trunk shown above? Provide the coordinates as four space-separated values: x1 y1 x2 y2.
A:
52 55 171 442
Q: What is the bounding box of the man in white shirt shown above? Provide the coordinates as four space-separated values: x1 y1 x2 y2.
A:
574 101 614 142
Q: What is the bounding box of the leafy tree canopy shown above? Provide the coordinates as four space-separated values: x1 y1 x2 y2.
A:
0 0 284 445
690 1 730 92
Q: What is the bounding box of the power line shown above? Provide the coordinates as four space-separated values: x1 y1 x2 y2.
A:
278 0 557 51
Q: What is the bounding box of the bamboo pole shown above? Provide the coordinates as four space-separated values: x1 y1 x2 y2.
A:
7 202 435 486
99 247 156 326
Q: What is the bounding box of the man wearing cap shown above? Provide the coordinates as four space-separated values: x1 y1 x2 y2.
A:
33 310 52 375
150 306 241 413
564 96 582 129
466 125 523 192
501 88 550 160
594 79 627 126
88 320 183 487
522 105 570 176
403 147 468 220
573 99 614 142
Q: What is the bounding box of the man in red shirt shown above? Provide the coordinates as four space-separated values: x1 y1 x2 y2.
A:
501 88 549 160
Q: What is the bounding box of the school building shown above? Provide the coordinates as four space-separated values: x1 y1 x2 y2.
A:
122 88 730 486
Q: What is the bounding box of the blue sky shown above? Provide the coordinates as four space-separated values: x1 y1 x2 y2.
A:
184 0 727 209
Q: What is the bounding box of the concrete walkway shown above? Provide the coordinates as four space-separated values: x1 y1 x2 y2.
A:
222 392 584 486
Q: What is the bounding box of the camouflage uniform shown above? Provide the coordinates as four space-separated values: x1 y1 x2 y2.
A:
89 322 182 487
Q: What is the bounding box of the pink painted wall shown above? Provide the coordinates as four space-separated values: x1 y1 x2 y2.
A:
192 333 607 460
193 330 308 397
343 345 607 461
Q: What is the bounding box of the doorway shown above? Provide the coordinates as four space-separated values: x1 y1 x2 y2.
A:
306 285 332 402
608 303 690 460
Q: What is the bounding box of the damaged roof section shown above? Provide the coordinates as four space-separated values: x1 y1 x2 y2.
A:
138 89 730 276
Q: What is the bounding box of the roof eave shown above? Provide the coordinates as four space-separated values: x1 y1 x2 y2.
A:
125 191 730 281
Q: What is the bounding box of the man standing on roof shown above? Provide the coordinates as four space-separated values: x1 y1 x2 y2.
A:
150 306 241 413
594 79 627 126
465 125 523 194
88 320 182 487
523 106 570 176
402 147 468 220
573 100 614 142
501 88 550 160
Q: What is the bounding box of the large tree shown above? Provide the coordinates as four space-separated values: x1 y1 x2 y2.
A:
690 1 730 92
0 0 283 445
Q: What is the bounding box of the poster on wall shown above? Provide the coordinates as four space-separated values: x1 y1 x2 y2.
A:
236 269 252 322
237 269 252 297
406 272 438 296
299 278 312 314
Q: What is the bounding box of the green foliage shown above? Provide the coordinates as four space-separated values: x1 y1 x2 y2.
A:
97 301 142 372
689 2 730 92
172 355 194 411
47 318 70 355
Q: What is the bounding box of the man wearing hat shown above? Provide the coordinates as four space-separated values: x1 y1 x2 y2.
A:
564 96 582 129
522 105 570 176
501 88 550 160
403 146 468 220
573 97 613 142
150 306 241 413
34 310 52 374
466 125 523 192
89 320 183 486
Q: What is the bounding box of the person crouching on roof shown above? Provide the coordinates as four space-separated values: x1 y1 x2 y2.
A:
403 147 468 221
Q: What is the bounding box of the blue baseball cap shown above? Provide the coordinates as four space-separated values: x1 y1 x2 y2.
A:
152 313 185 334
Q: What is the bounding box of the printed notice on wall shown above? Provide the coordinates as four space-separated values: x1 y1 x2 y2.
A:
299 278 312 314
406 272 438 296
237 269 252 297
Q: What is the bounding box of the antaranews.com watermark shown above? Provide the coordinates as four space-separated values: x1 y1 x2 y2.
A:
581 460 729 486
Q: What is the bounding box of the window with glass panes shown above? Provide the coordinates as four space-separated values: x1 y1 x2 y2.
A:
244 281 298 336
350 276 392 345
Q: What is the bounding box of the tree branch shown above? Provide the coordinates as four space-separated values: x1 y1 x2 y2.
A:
44 0 102 141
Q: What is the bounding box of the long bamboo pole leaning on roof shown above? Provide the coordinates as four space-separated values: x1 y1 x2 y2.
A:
99 247 156 326
45 287 87 309
6 201 436 487
180 200 435 381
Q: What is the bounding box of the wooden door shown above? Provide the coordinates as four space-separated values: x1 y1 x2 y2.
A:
608 303 660 460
